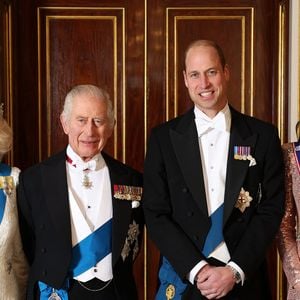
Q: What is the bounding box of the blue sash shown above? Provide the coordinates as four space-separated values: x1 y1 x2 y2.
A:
39 218 113 299
202 203 224 257
156 257 187 300
0 163 11 224
69 218 112 277
38 281 69 300
156 204 225 299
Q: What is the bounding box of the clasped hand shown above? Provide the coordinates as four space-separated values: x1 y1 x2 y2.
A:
195 265 235 299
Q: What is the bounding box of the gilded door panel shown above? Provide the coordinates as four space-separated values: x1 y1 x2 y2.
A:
146 1 286 299
38 7 124 158
166 7 253 119
10 0 288 299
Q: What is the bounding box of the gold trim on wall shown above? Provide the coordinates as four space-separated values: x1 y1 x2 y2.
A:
174 15 246 118
277 254 284 300
277 3 286 142
37 7 124 161
3 4 13 163
144 0 148 299
165 7 254 120
37 9 42 160
277 3 288 299
121 10 126 163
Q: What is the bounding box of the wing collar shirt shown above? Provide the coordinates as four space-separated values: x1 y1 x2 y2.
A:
66 145 113 282
188 104 245 284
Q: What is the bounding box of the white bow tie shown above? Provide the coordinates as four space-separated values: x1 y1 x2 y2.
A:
195 114 227 136
76 159 97 171
66 156 98 171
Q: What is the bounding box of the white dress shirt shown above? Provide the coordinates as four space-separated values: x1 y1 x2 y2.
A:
66 145 113 282
188 104 245 284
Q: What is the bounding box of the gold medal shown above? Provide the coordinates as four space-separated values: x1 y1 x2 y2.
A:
166 284 175 299
0 176 14 193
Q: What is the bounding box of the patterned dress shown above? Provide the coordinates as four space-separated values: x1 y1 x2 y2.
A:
0 166 28 300
277 143 300 300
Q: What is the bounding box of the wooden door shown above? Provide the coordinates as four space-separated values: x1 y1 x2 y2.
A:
1 0 289 298
0 0 13 142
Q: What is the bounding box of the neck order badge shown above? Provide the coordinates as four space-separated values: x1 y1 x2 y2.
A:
66 155 95 189
82 170 93 189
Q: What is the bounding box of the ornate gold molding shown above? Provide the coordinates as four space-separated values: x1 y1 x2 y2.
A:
277 3 288 300
37 7 124 159
165 7 254 120
277 3 287 143
144 0 148 299
2 3 13 163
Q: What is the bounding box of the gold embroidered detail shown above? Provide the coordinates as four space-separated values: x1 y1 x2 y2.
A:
235 188 253 213
121 220 140 261
0 176 14 195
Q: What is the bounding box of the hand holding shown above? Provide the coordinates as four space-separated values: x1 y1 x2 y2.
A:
195 265 235 299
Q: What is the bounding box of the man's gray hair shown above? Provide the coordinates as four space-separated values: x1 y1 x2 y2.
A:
61 84 115 128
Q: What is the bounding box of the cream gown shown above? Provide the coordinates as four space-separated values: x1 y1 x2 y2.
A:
0 167 28 300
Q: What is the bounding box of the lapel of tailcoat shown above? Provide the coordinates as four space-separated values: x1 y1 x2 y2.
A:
170 108 209 217
169 107 258 227
103 153 134 266
223 107 258 225
41 151 72 248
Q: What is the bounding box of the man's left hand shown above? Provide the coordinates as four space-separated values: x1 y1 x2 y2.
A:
196 265 235 299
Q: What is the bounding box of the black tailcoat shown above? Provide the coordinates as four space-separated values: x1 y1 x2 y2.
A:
143 107 284 299
17 150 144 300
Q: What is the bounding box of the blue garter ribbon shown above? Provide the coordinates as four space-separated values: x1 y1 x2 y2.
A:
69 218 112 277
156 257 187 300
38 281 69 300
156 204 225 299
39 218 112 298
202 203 224 257
0 163 11 224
